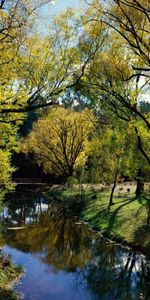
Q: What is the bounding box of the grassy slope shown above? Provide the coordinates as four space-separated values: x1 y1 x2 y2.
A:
48 185 150 256
83 191 150 256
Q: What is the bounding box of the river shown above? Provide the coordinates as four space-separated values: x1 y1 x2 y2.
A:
0 186 150 300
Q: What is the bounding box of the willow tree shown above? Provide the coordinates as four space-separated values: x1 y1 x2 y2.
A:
0 0 57 190
75 1 150 167
0 2 103 189
22 107 94 181
0 4 103 118
85 0 150 76
78 45 150 196
88 122 135 206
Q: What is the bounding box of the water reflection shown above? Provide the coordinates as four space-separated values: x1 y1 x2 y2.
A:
1 186 150 300
76 244 150 300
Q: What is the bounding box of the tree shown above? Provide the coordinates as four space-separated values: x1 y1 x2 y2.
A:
76 10 150 164
87 114 150 204
0 0 58 189
79 51 150 167
0 3 103 189
22 107 94 181
0 116 20 192
88 124 135 207
85 0 150 76
0 6 102 118
74 0 150 166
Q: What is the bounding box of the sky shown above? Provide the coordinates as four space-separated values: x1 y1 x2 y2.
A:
37 0 86 34
48 0 84 14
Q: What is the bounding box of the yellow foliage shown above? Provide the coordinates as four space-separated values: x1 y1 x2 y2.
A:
22 107 95 179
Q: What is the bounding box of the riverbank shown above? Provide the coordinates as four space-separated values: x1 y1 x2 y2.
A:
0 252 22 300
47 184 150 257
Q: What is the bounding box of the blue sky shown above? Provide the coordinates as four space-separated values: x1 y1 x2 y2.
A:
40 0 86 19
37 0 88 34
49 0 84 14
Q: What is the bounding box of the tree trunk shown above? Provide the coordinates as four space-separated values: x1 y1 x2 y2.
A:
147 201 150 226
108 172 118 208
69 167 73 178
135 127 150 165
135 168 144 198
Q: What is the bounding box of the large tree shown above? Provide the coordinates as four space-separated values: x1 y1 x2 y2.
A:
75 1 150 164
85 0 150 75
0 3 103 189
22 107 94 181
0 0 56 190
88 122 135 206
0 5 102 118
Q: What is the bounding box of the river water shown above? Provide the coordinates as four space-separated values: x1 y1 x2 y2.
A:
0 186 150 300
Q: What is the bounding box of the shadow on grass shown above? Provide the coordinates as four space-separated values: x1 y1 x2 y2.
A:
106 198 137 233
134 196 150 224
85 194 150 256
85 197 137 235
85 193 107 208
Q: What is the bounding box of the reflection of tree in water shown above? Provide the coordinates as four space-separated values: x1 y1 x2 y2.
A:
1 186 98 271
75 242 150 300
1 186 45 226
1 186 150 299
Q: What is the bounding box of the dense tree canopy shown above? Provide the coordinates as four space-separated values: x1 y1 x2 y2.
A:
85 0 150 73
22 107 94 180
0 0 149 193
0 0 56 189
0 1 102 188
75 0 150 166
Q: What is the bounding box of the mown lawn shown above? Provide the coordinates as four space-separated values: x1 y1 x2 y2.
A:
82 189 150 256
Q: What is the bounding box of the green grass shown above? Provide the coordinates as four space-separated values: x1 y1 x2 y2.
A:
82 190 150 256
48 185 150 256
47 185 82 199
0 253 23 300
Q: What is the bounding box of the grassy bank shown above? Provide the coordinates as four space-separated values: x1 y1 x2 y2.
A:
83 192 150 256
0 253 22 300
47 184 150 257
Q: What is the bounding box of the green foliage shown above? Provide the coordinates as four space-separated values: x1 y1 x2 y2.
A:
87 124 132 183
0 0 149 192
0 1 59 190
139 101 150 114
0 1 102 189
66 176 79 188
0 121 18 191
22 107 94 180
77 0 150 166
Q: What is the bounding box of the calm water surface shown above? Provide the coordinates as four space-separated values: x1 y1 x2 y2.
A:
0 186 150 300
